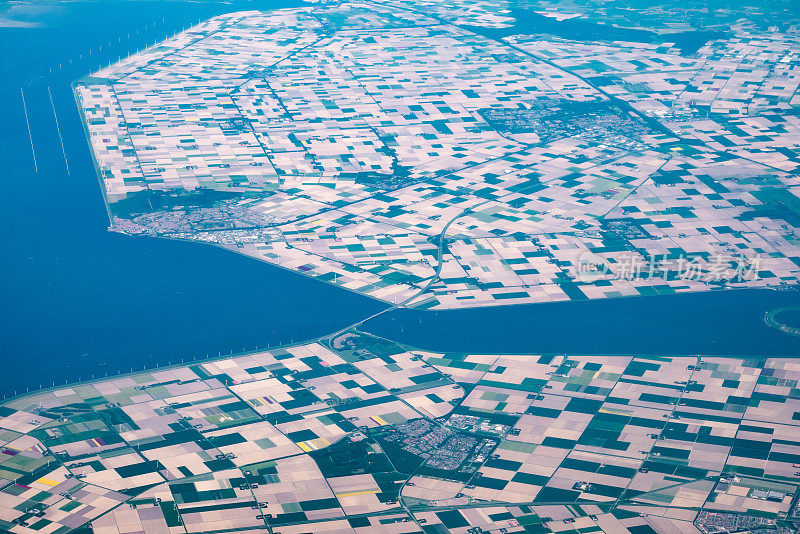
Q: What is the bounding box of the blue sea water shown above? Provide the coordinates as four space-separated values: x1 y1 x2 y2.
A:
0 1 798 398
363 289 800 357
0 0 388 396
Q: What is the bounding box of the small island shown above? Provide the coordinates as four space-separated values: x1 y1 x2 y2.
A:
766 306 800 338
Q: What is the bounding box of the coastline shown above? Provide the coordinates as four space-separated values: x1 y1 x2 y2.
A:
3 319 797 407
